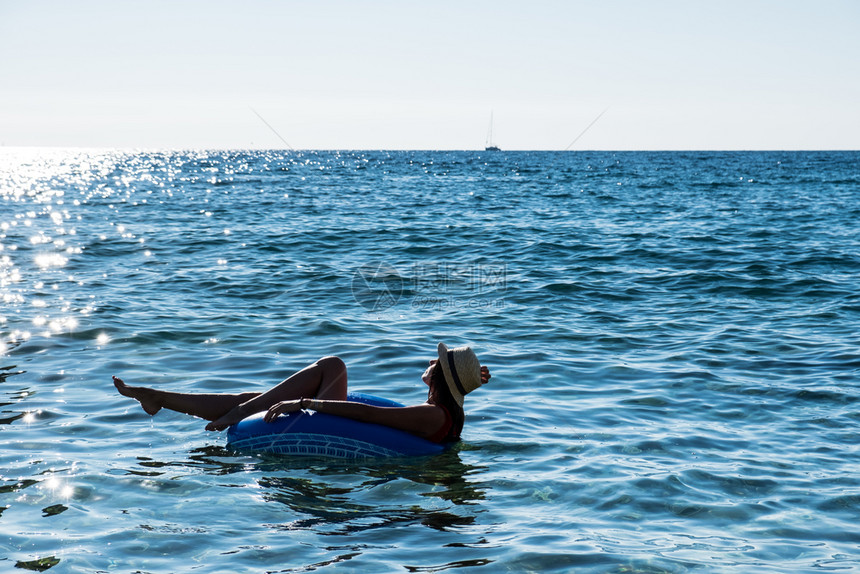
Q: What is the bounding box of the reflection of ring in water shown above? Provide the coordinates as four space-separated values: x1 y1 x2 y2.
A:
257 449 488 535
227 393 446 457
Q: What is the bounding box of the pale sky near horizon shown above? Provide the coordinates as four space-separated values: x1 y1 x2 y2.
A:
1 0 858 150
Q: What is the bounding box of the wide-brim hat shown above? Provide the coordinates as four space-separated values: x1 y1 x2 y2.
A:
437 342 483 407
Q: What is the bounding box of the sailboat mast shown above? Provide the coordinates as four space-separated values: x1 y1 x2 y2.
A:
484 111 500 151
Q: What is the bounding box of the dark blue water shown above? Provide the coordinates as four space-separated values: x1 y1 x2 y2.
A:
1 149 859 572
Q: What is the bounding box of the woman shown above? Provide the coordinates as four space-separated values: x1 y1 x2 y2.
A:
114 343 490 443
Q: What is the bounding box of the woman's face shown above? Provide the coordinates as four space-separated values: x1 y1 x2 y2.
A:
422 359 438 386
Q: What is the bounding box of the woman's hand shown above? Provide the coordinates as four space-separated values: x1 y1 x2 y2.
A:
263 399 304 423
481 365 491 385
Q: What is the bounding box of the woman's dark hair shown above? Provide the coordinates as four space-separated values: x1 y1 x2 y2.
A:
427 363 464 442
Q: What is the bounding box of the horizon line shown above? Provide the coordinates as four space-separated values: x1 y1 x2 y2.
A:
2 145 858 153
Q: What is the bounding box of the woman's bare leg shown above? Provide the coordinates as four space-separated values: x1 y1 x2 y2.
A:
114 376 260 420
113 356 348 431
206 356 348 430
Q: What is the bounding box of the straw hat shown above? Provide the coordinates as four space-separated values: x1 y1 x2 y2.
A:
437 342 484 406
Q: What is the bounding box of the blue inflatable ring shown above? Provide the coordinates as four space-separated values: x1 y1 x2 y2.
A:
226 392 447 458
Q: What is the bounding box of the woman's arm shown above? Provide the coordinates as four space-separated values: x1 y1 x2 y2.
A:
264 399 446 439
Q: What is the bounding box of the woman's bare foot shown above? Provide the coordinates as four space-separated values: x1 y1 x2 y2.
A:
113 376 163 416
205 404 250 432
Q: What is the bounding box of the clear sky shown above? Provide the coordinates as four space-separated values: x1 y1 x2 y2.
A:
1 0 858 150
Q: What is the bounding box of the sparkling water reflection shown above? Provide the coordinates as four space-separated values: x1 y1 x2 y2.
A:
1 149 859 572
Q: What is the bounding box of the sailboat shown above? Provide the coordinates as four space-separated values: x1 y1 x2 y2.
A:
485 111 501 151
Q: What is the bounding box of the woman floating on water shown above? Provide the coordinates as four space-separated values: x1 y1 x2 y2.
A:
114 343 490 444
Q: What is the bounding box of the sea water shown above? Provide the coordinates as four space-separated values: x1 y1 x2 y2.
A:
1 149 858 573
